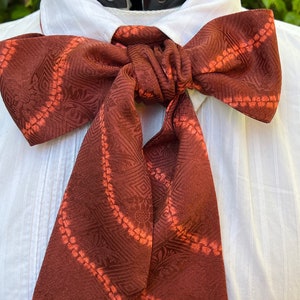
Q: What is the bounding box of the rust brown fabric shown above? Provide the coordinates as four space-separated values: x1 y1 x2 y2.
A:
0 9 281 300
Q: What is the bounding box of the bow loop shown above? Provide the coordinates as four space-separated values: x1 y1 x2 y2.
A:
186 9 281 123
0 34 130 145
127 40 193 105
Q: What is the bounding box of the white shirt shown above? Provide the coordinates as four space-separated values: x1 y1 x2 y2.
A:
0 0 300 299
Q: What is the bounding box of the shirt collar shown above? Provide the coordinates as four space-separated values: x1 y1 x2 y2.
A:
40 0 242 45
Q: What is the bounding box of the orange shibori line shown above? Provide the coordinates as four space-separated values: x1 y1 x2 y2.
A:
99 103 153 247
173 116 208 156
58 195 122 300
147 161 222 257
200 12 275 74
224 94 279 110
22 37 86 139
0 39 18 76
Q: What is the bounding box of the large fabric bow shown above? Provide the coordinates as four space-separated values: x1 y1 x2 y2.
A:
0 9 281 300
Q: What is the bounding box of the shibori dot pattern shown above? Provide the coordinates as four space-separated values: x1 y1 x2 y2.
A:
58 196 123 300
99 103 153 247
200 11 276 74
0 39 18 76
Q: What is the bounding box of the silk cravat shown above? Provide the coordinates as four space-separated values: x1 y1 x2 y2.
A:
0 9 281 300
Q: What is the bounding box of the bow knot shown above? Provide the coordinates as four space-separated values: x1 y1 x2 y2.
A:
127 40 193 104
